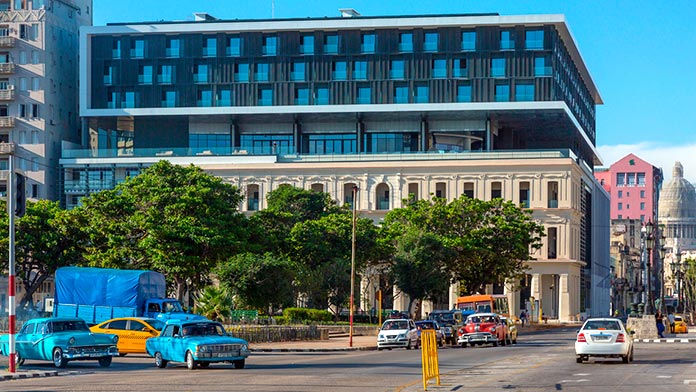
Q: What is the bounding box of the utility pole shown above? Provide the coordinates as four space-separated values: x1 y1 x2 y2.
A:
1 142 19 373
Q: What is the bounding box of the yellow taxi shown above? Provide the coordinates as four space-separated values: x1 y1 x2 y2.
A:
90 317 165 355
673 315 689 334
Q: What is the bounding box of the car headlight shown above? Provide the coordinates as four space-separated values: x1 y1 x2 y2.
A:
398 333 406 339
68 337 75 345
378 334 384 339
241 344 248 351
490 327 496 332
198 345 210 352
112 335 119 343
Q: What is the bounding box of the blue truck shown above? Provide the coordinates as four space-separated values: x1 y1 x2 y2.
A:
53 267 205 325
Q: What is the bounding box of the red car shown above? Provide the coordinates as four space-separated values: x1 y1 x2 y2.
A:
457 313 508 347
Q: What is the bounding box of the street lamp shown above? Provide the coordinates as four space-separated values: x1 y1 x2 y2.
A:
643 221 655 315
349 186 358 347
671 242 684 313
658 245 666 314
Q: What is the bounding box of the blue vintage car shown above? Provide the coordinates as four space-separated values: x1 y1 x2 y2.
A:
0 317 119 368
145 319 250 370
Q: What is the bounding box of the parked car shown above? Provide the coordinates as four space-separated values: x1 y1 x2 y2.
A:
0 317 119 368
377 318 419 350
575 317 634 363
500 316 518 344
673 315 688 334
428 310 464 345
90 317 165 355
457 313 507 347
145 319 250 370
415 320 445 347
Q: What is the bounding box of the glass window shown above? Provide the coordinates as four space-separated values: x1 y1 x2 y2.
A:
324 34 339 54
30 77 39 90
263 36 277 56
197 89 213 106
390 59 405 79
103 65 113 85
627 173 636 186
491 58 505 77
122 91 136 108
640 190 645 198
190 134 230 152
203 37 217 57
618 190 623 198
315 87 329 105
130 39 145 58
31 51 39 64
332 61 347 80
424 32 438 52
394 86 409 103
295 87 309 105
361 33 375 53
453 59 467 78
291 62 305 81
353 61 367 80
112 40 121 59
194 64 208 83
399 32 413 52
227 36 241 56
217 89 232 106
534 55 551 76
235 63 249 82
19 51 26 64
500 31 514 50
19 77 26 90
640 202 645 210
158 65 174 84
240 134 293 155
138 65 152 84
637 173 646 185
462 31 476 51
495 84 509 102
515 83 534 101
432 59 446 78
457 84 471 102
414 85 428 103
306 134 356 154
107 92 118 108
618 202 623 210
364 132 418 153
161 90 176 107
166 38 180 58
616 173 625 186
300 35 314 54
258 87 272 106
255 63 269 82
357 86 371 104
525 30 544 50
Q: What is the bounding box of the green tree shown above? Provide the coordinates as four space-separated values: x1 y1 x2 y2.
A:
195 285 233 322
73 160 247 301
0 200 84 310
216 252 295 315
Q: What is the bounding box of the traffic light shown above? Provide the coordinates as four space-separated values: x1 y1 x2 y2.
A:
15 173 25 217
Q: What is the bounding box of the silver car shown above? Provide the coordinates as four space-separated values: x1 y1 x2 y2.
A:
575 318 634 363
377 319 419 350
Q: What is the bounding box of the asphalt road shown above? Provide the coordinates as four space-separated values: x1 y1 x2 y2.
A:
2 328 696 391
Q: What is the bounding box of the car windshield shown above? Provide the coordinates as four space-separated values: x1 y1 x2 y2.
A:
49 320 89 333
181 323 225 337
675 316 683 322
416 322 435 329
143 318 166 331
468 315 495 324
383 321 408 330
161 301 183 313
583 320 621 331
430 313 454 324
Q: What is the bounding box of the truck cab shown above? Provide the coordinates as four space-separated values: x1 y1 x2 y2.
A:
143 299 206 321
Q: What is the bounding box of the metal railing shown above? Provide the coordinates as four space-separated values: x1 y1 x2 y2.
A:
0 62 14 74
0 36 14 48
0 116 14 127
226 324 320 343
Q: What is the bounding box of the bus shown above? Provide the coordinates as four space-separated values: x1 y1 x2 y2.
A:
456 294 511 318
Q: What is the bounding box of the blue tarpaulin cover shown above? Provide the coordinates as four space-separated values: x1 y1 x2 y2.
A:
55 267 166 310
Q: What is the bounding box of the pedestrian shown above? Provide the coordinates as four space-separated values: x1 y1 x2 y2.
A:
520 310 527 327
668 312 676 334
655 311 665 338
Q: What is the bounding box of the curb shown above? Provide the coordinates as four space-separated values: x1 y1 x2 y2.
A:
635 338 696 343
251 346 377 353
0 370 59 381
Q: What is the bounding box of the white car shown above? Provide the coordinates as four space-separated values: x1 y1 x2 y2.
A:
377 318 419 350
575 318 634 363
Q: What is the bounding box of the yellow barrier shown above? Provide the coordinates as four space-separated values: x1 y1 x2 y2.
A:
420 329 441 390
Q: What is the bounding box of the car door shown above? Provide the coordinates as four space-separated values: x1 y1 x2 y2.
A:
15 321 36 360
409 320 418 344
102 319 130 353
127 319 159 353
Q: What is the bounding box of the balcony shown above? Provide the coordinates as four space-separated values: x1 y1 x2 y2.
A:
0 116 14 127
0 36 14 48
0 62 14 74
0 86 14 100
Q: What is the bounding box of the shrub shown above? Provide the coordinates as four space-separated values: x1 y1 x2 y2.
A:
283 307 333 323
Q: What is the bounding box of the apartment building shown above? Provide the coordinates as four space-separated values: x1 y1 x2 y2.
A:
66 11 610 320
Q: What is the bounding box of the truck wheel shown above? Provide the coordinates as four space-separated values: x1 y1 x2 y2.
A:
186 351 197 370
98 356 112 367
53 347 67 368
233 359 245 369
461 342 467 348
154 352 168 368
492 340 498 347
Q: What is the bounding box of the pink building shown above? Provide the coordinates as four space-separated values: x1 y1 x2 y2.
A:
594 154 663 222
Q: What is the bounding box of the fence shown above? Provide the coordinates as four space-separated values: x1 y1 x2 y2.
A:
226 324 321 343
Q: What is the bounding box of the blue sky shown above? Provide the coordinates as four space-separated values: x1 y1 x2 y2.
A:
92 0 696 182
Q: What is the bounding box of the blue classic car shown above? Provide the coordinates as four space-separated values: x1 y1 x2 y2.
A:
145 319 250 370
0 317 119 368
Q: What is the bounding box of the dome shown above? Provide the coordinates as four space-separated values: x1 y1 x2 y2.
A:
659 162 696 218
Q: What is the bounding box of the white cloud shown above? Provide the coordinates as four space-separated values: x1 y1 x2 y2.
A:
597 142 696 184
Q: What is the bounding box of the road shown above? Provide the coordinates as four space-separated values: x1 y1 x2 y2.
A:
2 328 696 391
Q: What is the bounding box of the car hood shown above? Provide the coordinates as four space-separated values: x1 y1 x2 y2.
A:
182 336 248 345
380 329 410 335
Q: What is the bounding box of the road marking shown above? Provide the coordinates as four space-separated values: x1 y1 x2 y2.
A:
684 380 696 385
657 375 672 378
573 373 591 376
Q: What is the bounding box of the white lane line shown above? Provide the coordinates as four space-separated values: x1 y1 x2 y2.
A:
573 373 591 376
657 375 672 378
684 380 696 385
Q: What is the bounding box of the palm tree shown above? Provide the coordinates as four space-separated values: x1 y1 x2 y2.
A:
195 286 233 322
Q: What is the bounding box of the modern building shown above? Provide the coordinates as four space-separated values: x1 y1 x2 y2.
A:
0 0 91 200
594 153 663 222
66 11 609 321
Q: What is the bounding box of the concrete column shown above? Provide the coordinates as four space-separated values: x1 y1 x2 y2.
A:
449 282 459 310
393 285 409 315
558 273 571 321
531 273 541 321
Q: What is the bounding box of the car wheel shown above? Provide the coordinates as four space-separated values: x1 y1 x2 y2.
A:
492 340 498 347
406 340 412 350
154 352 168 368
622 354 629 364
414 338 420 350
629 347 634 362
52 347 67 368
576 356 583 364
119 353 128 357
501 335 507 346
377 348 383 351
14 352 24 367
186 351 197 370
199 362 210 368
512 336 517 344
233 359 245 369
461 342 467 348
438 338 443 348
98 356 112 367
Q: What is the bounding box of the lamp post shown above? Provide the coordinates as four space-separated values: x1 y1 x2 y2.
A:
349 186 358 347
645 221 654 315
658 244 666 314
671 242 684 313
